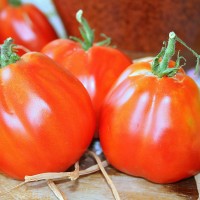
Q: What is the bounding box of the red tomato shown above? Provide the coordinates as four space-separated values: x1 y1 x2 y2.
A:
41 10 132 132
0 2 58 52
99 60 200 183
42 39 131 119
0 38 95 180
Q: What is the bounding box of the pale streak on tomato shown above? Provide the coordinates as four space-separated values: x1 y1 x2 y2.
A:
13 19 36 41
78 75 96 99
111 81 135 107
152 95 171 142
1 67 12 81
25 94 51 128
129 92 150 134
1 111 25 133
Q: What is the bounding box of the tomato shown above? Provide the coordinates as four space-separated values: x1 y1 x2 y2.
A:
0 1 58 52
41 10 132 131
99 32 200 183
0 38 95 180
0 0 7 10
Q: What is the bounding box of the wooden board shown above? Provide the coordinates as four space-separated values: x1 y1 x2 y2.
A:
0 152 198 200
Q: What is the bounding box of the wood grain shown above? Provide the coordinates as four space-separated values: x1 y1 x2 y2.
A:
0 164 198 199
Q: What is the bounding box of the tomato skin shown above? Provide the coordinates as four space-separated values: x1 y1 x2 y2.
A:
0 0 7 11
41 39 132 126
0 3 58 52
0 52 95 180
99 61 200 183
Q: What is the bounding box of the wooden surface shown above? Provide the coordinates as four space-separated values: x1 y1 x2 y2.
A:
0 167 198 200
0 140 199 200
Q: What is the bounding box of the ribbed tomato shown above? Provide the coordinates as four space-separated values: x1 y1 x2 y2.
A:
99 32 200 183
0 1 58 52
0 38 95 180
41 10 132 131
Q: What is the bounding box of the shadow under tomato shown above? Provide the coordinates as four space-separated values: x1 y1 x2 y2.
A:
162 177 198 199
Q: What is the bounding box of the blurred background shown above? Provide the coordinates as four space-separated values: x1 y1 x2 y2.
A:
17 0 200 68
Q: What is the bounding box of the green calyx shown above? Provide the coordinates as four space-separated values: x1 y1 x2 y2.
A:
152 31 200 78
0 37 20 68
8 0 22 6
70 10 111 50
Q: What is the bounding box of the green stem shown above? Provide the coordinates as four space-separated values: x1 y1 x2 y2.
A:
70 10 111 50
0 37 20 68
8 0 22 6
176 37 200 74
159 32 176 72
152 31 200 78
152 32 179 78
